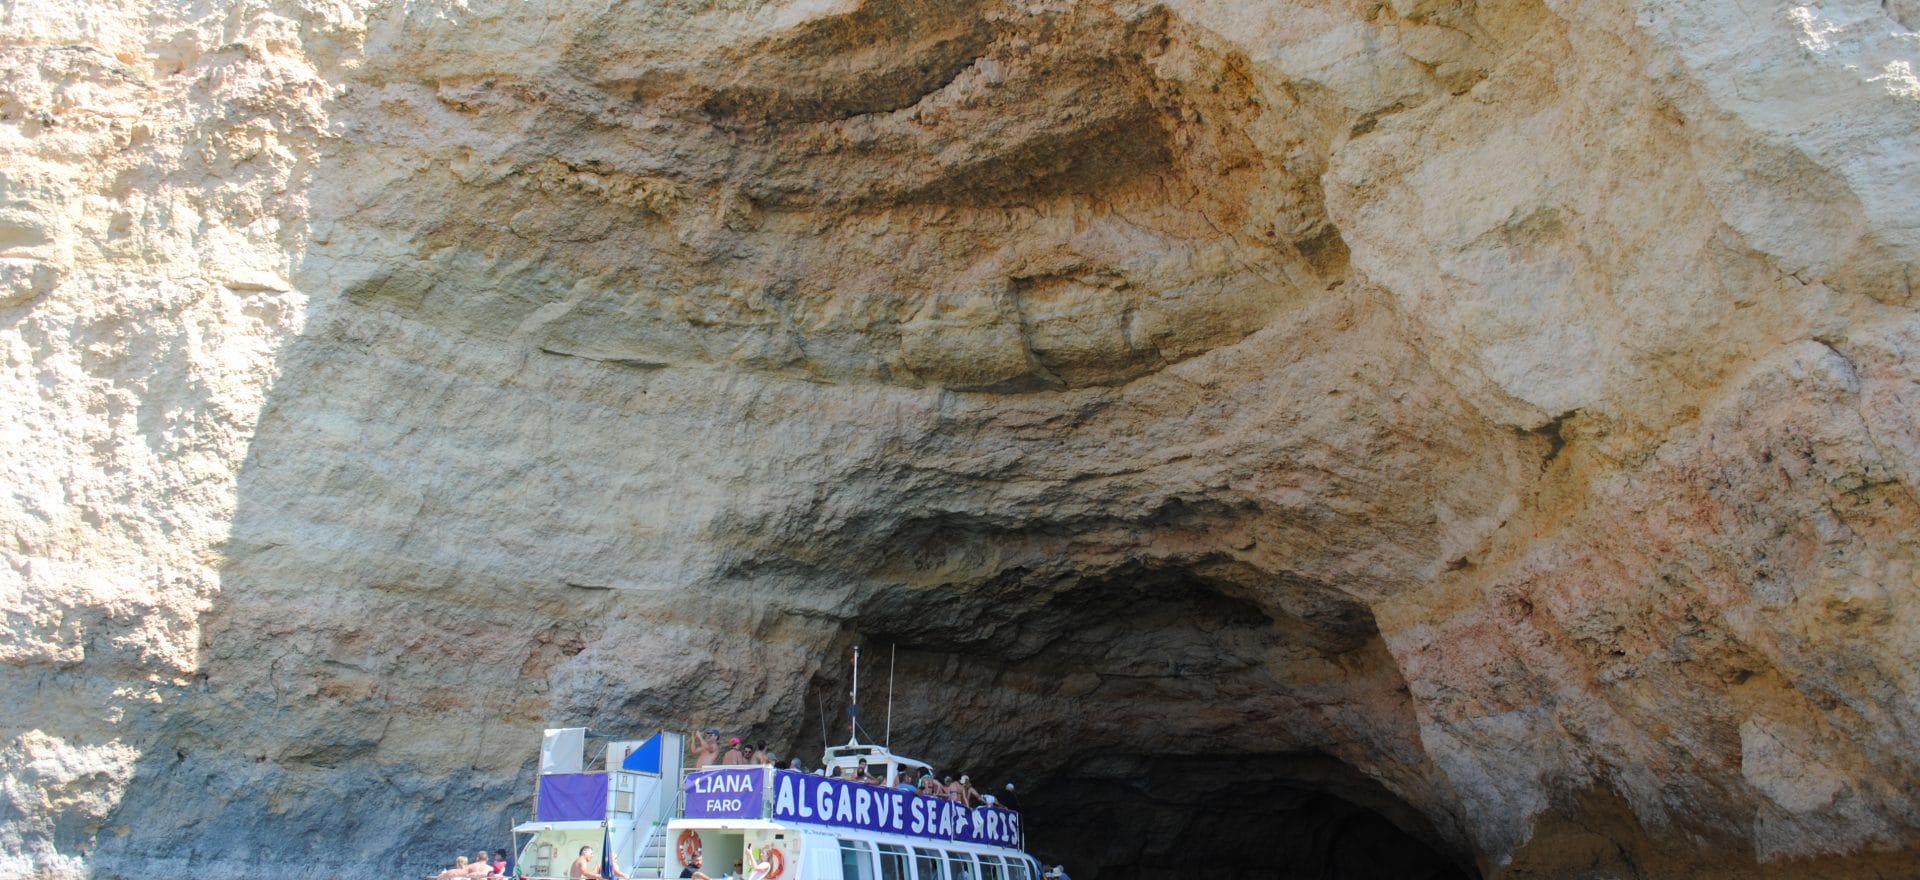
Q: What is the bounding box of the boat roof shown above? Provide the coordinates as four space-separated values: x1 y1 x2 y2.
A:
822 741 932 772
512 820 604 832
667 818 790 832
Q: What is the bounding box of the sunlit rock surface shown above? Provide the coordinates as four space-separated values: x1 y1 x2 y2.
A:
3 0 1917 877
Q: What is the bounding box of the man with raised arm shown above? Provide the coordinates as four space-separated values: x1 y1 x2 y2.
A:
691 728 720 768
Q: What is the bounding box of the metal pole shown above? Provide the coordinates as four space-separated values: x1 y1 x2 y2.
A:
850 646 861 742
885 643 896 749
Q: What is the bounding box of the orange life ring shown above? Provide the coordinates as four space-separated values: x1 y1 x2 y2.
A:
676 830 702 866
764 848 786 880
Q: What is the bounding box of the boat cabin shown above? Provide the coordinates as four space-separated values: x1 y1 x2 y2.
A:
821 742 932 788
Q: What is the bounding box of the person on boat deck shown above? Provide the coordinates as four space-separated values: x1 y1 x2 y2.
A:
569 846 605 880
492 849 512 876
942 776 964 802
741 744 758 764
745 847 774 880
679 853 711 880
919 772 944 797
1044 865 1071 880
721 738 746 765
606 849 631 880
433 856 471 879
692 728 720 767
470 850 497 876
958 775 982 807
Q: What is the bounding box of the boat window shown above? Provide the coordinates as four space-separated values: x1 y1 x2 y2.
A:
978 854 1005 880
839 840 876 880
1006 858 1029 880
945 851 977 880
913 848 946 880
877 844 911 880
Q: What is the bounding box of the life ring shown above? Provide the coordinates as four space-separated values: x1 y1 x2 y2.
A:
676 830 702 866
764 848 785 880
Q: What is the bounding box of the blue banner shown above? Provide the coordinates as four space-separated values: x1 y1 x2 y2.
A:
769 771 1021 848
685 768 764 819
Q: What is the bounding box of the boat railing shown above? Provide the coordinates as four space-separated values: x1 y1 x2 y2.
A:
630 768 673 870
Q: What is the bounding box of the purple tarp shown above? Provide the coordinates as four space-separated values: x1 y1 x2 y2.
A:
537 772 608 821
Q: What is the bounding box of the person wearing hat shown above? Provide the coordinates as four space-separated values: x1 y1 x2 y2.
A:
1044 866 1069 880
691 728 720 768
721 737 746 765
957 774 981 807
998 782 1021 811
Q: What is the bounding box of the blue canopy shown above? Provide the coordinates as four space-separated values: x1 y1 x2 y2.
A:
621 732 663 774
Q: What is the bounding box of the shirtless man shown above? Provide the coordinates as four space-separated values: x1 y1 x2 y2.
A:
957 775 981 807
691 729 720 768
721 738 746 765
569 846 605 880
679 853 712 880
434 856 472 879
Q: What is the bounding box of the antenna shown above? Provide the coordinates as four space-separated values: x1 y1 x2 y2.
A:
885 643 897 749
848 646 861 745
816 691 829 750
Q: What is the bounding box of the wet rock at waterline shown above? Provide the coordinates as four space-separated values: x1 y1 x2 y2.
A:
4 0 1919 878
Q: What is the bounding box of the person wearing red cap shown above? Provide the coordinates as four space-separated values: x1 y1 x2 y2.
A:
721 738 746 765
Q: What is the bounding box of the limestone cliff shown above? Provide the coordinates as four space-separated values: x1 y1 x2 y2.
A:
2 0 1917 878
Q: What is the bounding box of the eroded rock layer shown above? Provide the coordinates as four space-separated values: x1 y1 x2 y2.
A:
3 0 1918 878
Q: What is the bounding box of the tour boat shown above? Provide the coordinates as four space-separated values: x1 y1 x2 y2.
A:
511 730 1040 880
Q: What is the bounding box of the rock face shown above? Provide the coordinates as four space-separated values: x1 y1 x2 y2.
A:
3 0 1918 878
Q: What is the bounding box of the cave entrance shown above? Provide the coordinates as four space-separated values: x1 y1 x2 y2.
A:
797 556 1479 880
1018 753 1475 880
